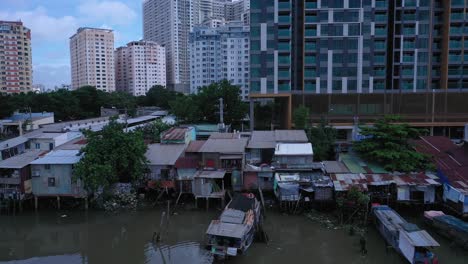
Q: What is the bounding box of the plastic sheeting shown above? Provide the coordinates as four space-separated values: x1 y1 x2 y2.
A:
277 182 300 201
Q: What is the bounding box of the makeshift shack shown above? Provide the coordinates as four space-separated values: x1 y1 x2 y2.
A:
193 170 226 208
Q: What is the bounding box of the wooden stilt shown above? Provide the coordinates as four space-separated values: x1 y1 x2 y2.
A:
195 197 198 208
175 192 183 207
34 196 38 211
84 197 89 210
57 196 61 210
206 198 209 210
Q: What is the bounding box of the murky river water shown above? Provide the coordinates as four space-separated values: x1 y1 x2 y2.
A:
1 206 467 264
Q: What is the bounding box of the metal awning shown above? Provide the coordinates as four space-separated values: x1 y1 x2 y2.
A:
206 220 248 239
220 155 243 160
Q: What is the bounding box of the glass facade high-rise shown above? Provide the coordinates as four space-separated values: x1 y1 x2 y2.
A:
250 0 468 137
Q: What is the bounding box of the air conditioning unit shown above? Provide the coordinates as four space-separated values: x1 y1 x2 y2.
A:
32 171 40 177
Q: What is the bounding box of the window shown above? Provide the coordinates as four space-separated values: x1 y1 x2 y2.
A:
35 143 40 149
45 164 51 170
48 177 56 187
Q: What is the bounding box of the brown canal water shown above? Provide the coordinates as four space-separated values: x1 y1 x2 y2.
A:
0 208 467 264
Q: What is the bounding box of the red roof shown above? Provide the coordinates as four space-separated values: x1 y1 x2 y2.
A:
161 127 189 141
414 136 468 193
185 140 206 153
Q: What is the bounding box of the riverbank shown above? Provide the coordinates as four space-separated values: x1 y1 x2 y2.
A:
1 204 467 264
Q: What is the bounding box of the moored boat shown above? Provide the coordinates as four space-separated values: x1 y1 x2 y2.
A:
373 205 440 264
424 210 468 249
205 193 261 258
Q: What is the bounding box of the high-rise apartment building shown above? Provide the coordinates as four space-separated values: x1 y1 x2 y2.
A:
250 0 468 137
190 22 250 100
115 41 166 96
143 0 192 94
225 0 250 24
193 0 228 25
0 21 32 94
69 27 115 92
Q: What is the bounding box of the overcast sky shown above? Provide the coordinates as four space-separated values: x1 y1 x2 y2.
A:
1 0 142 89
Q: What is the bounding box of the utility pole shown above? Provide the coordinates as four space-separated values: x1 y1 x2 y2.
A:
219 98 224 124
431 89 435 136
125 108 128 133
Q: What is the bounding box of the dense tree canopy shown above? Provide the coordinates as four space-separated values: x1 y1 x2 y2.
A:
135 119 173 143
307 119 337 161
353 115 433 172
74 119 148 193
1 81 247 128
293 105 310 129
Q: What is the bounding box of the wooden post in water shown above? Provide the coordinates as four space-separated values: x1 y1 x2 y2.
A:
153 211 166 242
34 196 38 211
57 196 61 210
84 197 88 210
258 187 266 215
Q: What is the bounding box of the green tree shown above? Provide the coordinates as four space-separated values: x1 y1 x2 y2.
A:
136 119 173 143
308 119 337 161
74 119 148 193
194 80 248 125
353 115 433 172
293 105 310 129
144 85 180 108
169 95 200 123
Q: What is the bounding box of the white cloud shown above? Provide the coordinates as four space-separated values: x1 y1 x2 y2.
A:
79 1 137 26
0 7 78 42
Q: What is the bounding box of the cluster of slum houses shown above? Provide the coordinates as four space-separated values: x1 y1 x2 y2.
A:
0 114 160 208
143 127 468 216
1 117 468 216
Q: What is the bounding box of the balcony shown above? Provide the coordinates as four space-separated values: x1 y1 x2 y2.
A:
278 2 290 10
278 29 291 38
305 2 317 9
0 177 21 185
278 16 291 24
278 70 290 79
278 55 290 64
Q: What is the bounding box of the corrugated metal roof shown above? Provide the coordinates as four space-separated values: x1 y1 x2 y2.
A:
274 143 313 156
0 136 28 151
220 209 245 224
393 173 441 186
161 127 191 141
30 150 82 165
199 138 248 153
247 131 276 149
195 170 226 179
206 220 248 239
403 230 440 247
0 150 43 169
323 161 350 173
209 132 241 139
25 132 65 139
274 130 308 143
145 144 186 166
414 136 468 194
330 173 368 192
185 140 206 152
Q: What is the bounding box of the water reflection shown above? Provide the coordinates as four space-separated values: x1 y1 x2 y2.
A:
0 209 467 264
146 242 213 264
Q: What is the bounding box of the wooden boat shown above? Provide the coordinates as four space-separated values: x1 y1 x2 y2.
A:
372 205 439 264
205 193 261 258
424 210 468 249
